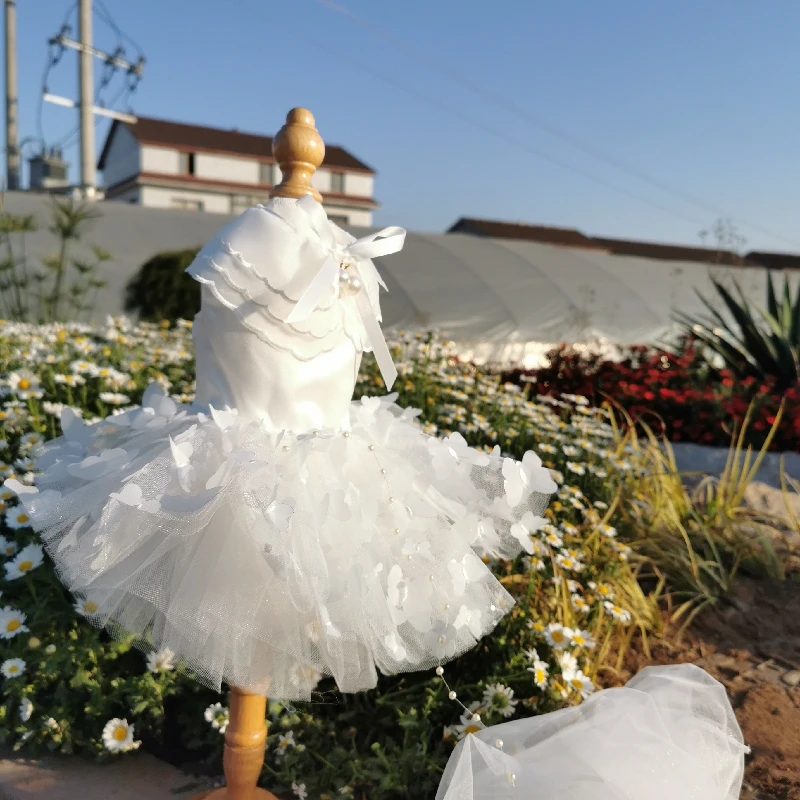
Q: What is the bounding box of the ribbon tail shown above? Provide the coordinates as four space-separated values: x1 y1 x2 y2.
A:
285 256 339 324
354 289 397 390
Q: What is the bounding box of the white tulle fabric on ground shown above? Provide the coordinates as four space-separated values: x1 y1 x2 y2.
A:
7 195 555 699
435 664 748 800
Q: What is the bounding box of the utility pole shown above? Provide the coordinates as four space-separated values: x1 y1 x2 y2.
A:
4 0 19 190
43 5 144 200
78 0 94 197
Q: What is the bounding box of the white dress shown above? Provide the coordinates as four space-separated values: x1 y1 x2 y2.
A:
8 196 557 700
435 664 747 800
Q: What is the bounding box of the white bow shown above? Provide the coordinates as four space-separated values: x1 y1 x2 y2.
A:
285 194 406 390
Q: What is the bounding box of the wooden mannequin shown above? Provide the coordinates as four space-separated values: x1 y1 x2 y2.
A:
195 107 326 800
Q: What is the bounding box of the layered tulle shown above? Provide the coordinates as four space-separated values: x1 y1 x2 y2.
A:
436 664 747 800
8 383 555 699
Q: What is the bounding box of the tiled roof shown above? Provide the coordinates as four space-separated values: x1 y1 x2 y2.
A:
590 236 754 266
746 251 800 271
447 217 602 249
448 217 760 266
98 116 374 173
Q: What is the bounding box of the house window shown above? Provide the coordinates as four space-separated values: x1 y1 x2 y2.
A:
179 152 196 175
171 197 204 212
231 195 257 214
329 172 345 193
259 163 274 185
327 214 349 226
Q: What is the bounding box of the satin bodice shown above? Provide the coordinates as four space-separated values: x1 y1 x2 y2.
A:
193 291 362 432
185 196 403 431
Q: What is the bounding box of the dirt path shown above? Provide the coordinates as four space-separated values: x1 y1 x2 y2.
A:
610 577 800 799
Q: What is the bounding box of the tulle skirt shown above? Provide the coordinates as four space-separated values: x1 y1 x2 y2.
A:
436 664 747 800
9 384 555 699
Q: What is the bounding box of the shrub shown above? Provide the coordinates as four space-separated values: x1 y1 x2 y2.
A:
0 199 110 323
124 248 201 322
676 273 800 390
502 339 800 452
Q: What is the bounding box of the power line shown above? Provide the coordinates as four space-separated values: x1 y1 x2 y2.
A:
95 0 144 58
312 0 800 251
231 0 715 232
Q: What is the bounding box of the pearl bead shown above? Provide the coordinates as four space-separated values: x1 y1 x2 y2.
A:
381 468 387 475
338 267 350 284
438 635 447 644
282 445 290 451
471 713 481 722
495 739 503 749
343 431 349 438
348 276 362 293
507 772 516 784
368 445 375 450
435 666 444 676
448 691 457 700
393 528 400 535
388 497 394 503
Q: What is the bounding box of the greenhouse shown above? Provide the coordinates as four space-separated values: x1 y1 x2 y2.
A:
3 190 798 365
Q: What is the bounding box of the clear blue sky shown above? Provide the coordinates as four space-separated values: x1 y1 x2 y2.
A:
6 0 800 251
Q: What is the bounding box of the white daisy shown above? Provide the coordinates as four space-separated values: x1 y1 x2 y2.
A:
99 392 131 406
7 371 42 399
19 697 33 721
74 598 101 617
292 782 308 800
101 718 139 752
604 601 632 623
276 730 296 756
482 683 517 718
563 667 595 699
544 622 572 650
0 535 18 556
146 647 177 673
5 544 44 580
0 606 28 638
569 629 596 649
527 659 549 689
571 595 590 614
204 702 229 734
1 657 26 678
4 505 32 530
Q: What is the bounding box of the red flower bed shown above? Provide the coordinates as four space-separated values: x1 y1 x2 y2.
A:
501 341 800 452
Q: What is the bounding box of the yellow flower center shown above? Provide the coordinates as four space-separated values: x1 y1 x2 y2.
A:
7 619 20 632
113 725 128 741
7 665 19 674
16 514 29 524
535 669 546 683
570 678 583 690
552 631 564 642
17 379 30 391
18 560 33 572
464 724 482 735
573 635 585 645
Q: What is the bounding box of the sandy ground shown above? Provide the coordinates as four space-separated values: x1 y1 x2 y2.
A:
614 576 800 800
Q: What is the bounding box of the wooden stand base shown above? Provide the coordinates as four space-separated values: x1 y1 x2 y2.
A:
193 687 278 800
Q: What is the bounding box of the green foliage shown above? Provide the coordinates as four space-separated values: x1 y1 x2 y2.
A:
676 273 800 389
0 323 787 798
124 248 201 322
0 198 110 323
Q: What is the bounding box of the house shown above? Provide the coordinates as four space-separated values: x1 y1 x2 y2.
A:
447 217 758 267
97 116 379 225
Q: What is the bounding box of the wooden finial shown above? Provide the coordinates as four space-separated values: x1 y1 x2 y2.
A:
269 108 325 202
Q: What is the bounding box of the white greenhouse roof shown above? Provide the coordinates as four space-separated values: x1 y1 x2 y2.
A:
3 191 798 365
